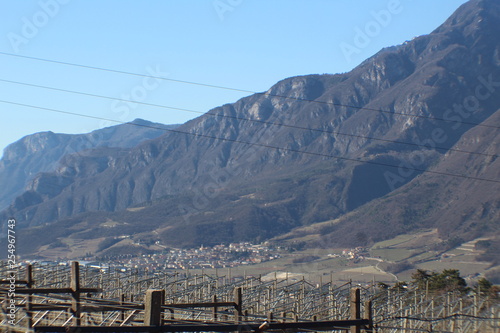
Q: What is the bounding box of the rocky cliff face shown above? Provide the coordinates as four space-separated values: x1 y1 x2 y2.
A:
2 0 499 253
0 119 177 211
288 108 500 248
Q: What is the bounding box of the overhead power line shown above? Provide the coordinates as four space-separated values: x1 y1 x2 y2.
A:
0 51 498 130
0 99 499 185
0 78 497 159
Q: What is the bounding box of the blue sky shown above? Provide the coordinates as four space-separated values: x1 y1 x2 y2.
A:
0 0 468 155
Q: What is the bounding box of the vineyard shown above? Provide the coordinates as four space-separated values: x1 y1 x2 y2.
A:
1 261 498 332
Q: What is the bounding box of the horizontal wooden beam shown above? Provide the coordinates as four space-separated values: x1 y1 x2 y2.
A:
23 301 236 312
9 287 100 294
28 304 144 312
0 280 29 284
163 302 236 309
29 304 69 311
33 319 371 332
80 304 144 312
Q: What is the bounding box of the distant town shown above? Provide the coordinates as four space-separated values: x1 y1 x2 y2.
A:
23 242 282 272
125 242 281 271
20 243 375 273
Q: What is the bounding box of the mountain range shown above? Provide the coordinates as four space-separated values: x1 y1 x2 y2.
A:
0 119 177 212
1 0 499 261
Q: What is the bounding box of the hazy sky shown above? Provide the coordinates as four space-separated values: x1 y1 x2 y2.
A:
0 0 468 155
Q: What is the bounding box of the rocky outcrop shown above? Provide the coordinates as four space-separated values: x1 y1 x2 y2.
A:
0 119 177 211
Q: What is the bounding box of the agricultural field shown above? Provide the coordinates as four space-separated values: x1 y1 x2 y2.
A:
367 231 497 283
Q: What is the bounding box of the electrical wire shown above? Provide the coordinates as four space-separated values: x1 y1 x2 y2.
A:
1 51 499 130
0 78 497 159
1 99 499 185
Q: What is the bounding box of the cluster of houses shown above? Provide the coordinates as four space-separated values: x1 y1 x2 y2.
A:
112 242 280 271
20 242 281 272
328 247 368 261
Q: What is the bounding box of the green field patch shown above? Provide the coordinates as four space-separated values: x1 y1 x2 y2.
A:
417 261 491 276
447 248 475 256
371 248 414 262
371 234 417 249
409 251 437 262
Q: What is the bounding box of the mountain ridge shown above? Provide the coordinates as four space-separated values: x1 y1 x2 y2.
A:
0 119 178 211
1 0 499 257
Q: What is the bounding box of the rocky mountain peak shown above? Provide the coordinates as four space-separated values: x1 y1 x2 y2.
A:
434 0 500 35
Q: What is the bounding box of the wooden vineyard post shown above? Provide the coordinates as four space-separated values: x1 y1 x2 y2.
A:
26 264 33 329
350 288 361 333
71 261 81 326
120 293 125 323
234 287 243 323
212 294 218 321
144 289 165 326
364 300 373 332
